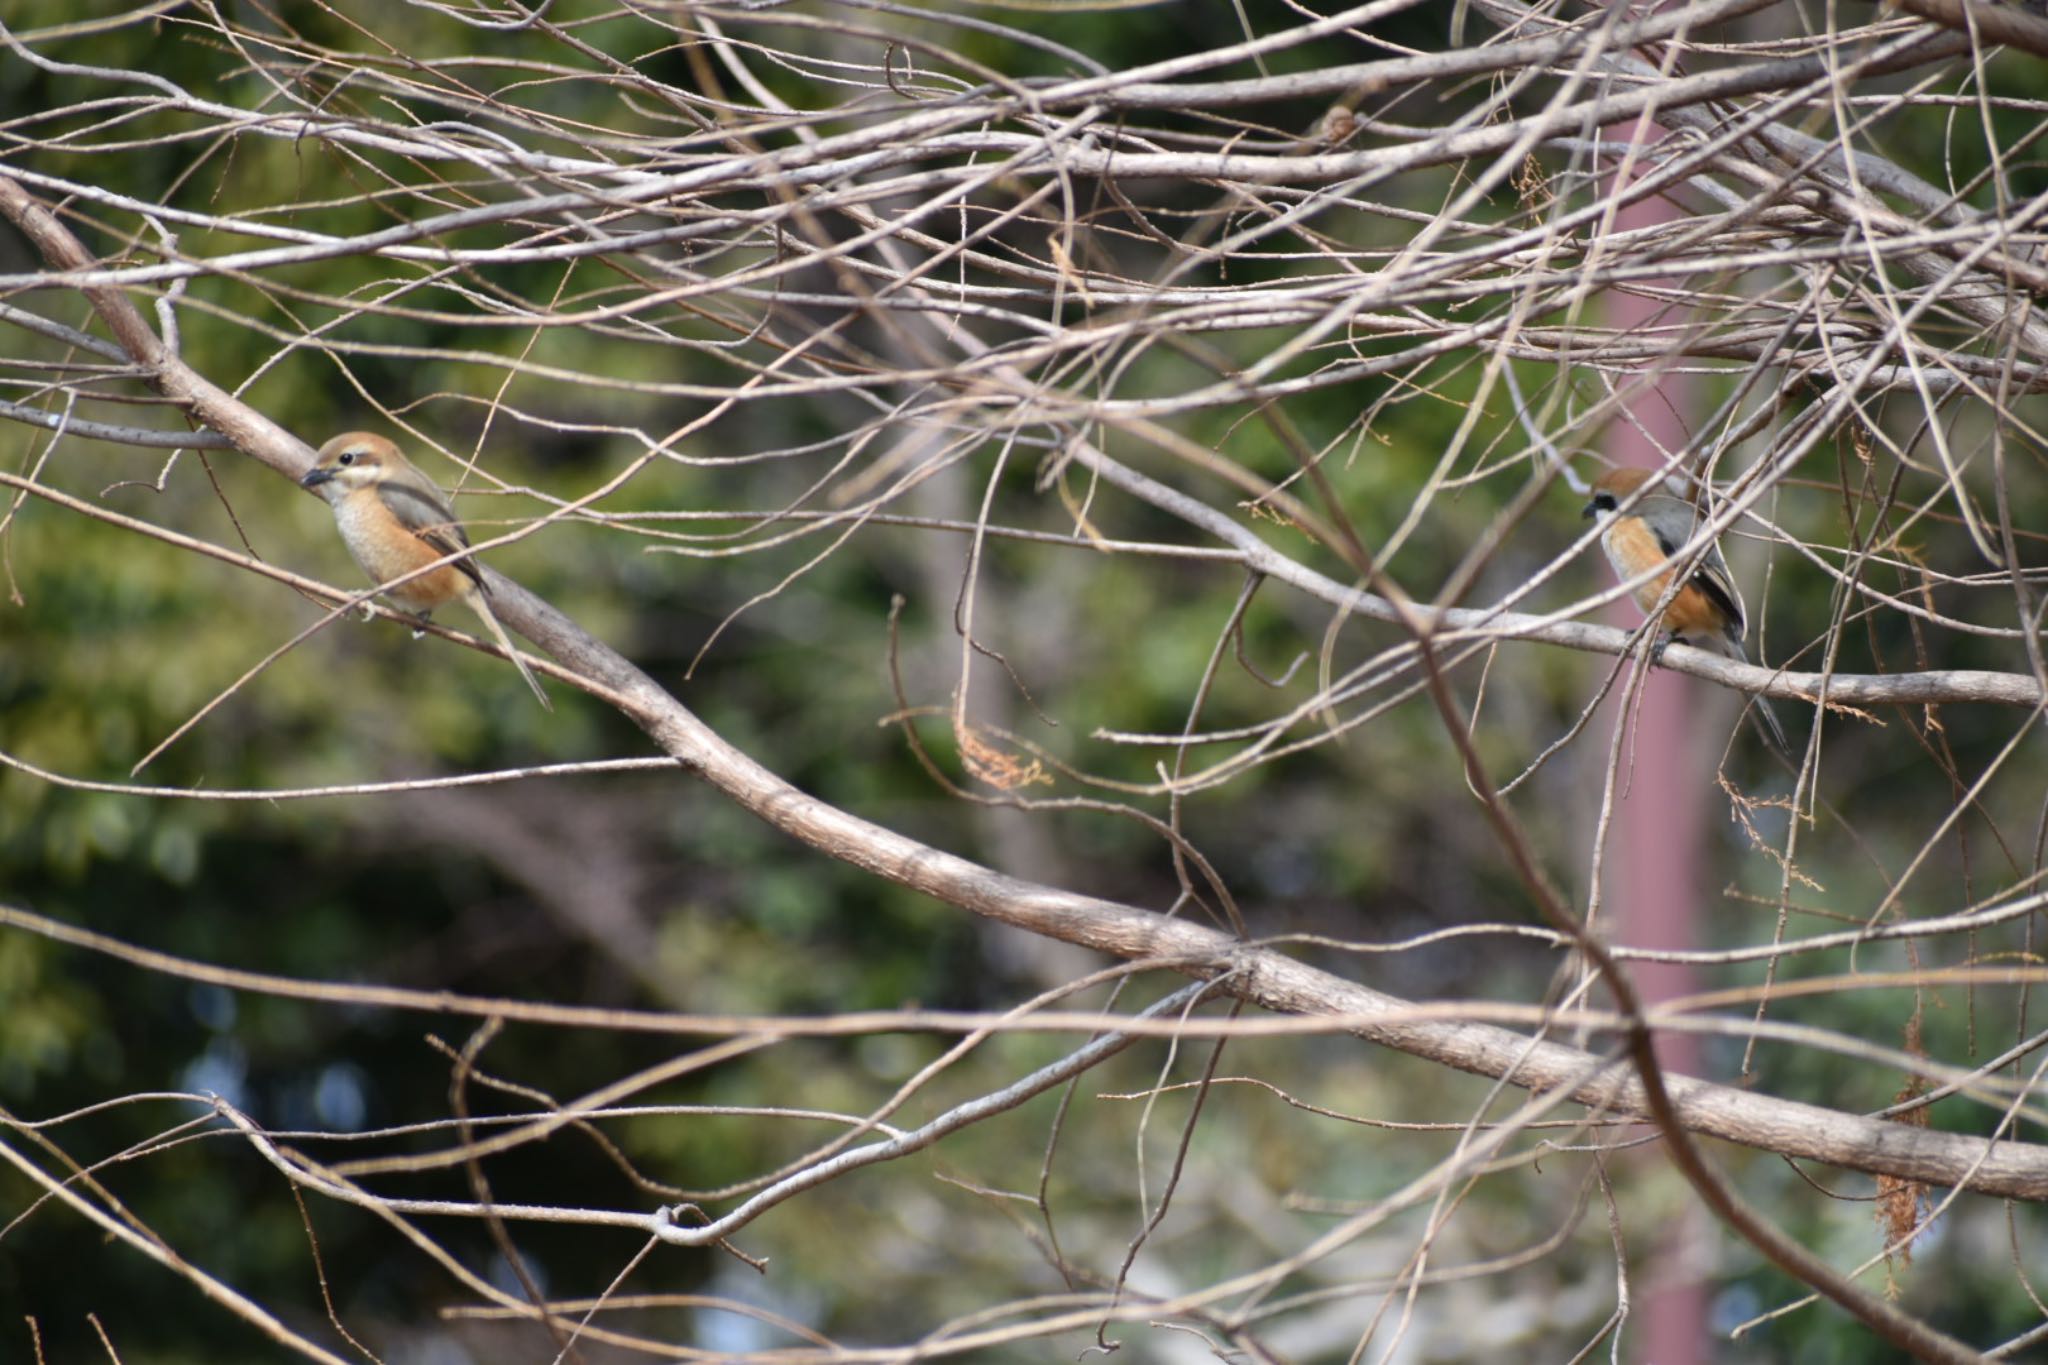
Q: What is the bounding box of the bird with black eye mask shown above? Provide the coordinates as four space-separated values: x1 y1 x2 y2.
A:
300 432 551 710
1582 466 1785 752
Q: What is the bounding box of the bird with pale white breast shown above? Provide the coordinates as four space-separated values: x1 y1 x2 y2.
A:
300 432 551 710
1581 466 1786 752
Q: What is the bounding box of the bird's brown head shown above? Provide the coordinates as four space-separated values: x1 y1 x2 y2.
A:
300 432 401 496
1581 466 1658 522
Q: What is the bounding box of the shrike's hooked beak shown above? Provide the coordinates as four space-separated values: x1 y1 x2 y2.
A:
300 467 336 489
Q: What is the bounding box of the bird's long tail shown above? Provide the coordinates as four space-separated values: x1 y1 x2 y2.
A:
468 590 553 711
1725 634 1788 755
1751 691 1789 756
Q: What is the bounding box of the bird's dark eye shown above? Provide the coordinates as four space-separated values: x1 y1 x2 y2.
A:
337 450 356 466
1592 492 1616 511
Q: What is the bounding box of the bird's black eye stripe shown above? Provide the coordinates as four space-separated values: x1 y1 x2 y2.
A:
1592 492 1616 511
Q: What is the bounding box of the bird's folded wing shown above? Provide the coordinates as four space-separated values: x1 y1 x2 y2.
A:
377 481 486 592
1651 517 1747 639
